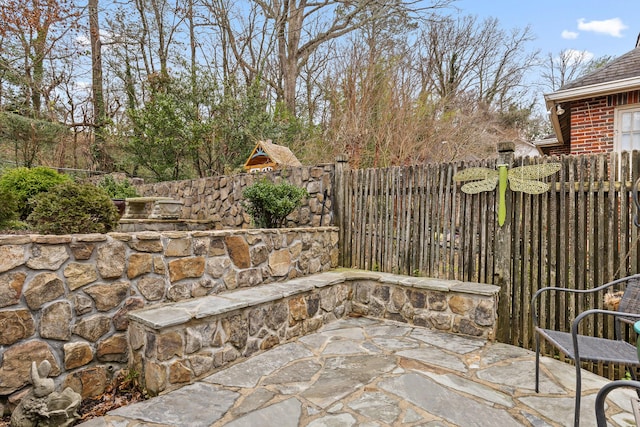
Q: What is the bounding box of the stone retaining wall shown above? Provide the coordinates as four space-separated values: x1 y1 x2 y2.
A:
137 164 335 229
129 269 500 395
0 227 338 403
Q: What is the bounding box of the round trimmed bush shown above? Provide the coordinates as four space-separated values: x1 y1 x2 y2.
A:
0 167 71 220
243 179 308 228
28 181 119 234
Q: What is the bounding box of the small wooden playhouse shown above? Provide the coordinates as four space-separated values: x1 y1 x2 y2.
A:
243 140 302 173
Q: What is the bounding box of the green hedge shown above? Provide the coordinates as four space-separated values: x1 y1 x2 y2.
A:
28 181 119 234
0 167 71 220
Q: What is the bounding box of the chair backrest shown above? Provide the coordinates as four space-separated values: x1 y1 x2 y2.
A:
617 277 640 322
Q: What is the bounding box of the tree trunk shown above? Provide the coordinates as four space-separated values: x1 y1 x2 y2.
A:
31 29 48 117
88 0 111 171
281 0 305 113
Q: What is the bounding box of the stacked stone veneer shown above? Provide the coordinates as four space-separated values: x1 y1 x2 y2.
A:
129 269 499 395
0 227 338 404
136 164 334 229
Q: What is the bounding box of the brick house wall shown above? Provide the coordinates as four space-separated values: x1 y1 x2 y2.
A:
568 96 614 154
542 144 570 157
542 90 640 156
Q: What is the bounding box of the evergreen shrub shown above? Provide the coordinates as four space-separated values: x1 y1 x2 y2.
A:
0 187 18 227
0 167 71 219
28 181 119 234
243 178 308 228
98 175 140 199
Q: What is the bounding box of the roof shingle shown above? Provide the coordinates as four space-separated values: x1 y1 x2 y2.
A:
560 47 640 90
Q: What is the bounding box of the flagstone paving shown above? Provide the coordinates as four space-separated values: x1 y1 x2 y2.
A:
79 317 638 426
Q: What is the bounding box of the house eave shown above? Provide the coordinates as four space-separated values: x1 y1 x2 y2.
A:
544 98 565 145
532 138 561 148
544 76 640 103
543 76 640 146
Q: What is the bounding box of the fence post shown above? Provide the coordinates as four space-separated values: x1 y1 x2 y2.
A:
334 154 350 266
495 141 515 343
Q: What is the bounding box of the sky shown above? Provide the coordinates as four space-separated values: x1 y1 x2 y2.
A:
454 0 639 59
452 0 639 98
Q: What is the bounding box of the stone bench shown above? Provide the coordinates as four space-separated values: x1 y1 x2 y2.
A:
123 197 184 220
127 269 500 395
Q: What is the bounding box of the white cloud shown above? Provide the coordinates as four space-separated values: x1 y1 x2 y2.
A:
100 30 114 44
74 81 92 91
75 30 114 47
76 35 90 47
577 18 628 37
561 30 579 40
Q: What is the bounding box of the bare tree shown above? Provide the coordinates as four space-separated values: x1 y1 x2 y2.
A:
0 0 81 117
130 0 185 79
541 49 590 91
416 15 538 110
321 12 541 167
88 0 113 170
541 49 613 91
207 0 452 114
202 0 277 90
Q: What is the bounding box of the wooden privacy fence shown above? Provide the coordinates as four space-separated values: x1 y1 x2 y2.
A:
334 151 640 378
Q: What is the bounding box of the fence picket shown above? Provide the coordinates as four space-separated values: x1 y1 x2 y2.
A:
338 152 639 376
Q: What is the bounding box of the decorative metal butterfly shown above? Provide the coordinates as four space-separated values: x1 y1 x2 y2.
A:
453 163 562 226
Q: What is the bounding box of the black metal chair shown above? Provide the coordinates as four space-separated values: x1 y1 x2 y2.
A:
531 274 640 427
594 380 640 426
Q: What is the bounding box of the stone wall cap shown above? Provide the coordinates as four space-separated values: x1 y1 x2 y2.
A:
308 272 346 287
125 197 173 203
335 268 382 281
129 306 192 329
298 277 331 288
32 235 73 244
75 234 109 242
189 231 223 238
135 232 162 240
377 273 403 285
107 233 132 241
194 296 249 319
0 235 32 245
163 231 190 239
219 287 284 307
269 281 316 296
409 277 458 291
165 298 203 312
450 282 501 296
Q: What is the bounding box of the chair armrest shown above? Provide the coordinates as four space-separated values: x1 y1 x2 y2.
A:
572 308 640 334
595 380 640 426
571 309 640 360
531 274 640 327
531 287 606 328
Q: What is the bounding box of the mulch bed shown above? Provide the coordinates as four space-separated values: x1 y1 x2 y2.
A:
74 371 147 424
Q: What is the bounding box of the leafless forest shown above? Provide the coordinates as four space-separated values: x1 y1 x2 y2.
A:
0 0 605 181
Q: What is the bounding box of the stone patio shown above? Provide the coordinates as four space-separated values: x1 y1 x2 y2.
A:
79 317 637 427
